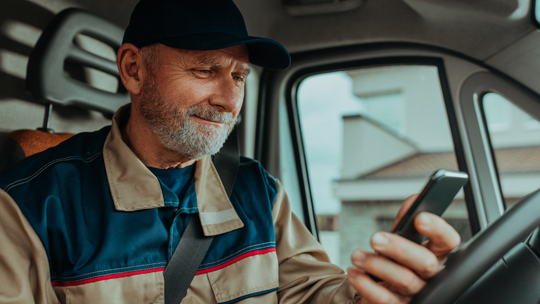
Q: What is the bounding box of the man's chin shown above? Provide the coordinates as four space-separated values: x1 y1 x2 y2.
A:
191 122 230 137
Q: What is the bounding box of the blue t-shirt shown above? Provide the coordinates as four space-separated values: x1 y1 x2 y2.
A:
148 164 195 199
148 164 196 230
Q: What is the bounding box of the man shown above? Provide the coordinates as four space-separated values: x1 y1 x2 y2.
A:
0 0 460 303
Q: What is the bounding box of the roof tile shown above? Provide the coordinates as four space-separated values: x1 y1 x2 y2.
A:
362 146 540 179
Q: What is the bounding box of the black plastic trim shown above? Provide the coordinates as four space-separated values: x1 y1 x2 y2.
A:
437 62 481 235
285 74 319 238
254 70 272 164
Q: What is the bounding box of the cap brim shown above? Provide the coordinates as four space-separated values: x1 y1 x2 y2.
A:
158 32 291 70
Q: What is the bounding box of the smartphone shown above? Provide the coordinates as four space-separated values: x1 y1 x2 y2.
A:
368 169 468 282
390 169 469 244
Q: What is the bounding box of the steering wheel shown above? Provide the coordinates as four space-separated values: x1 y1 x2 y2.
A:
410 188 540 304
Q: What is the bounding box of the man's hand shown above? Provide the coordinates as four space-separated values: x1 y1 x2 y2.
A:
347 194 461 304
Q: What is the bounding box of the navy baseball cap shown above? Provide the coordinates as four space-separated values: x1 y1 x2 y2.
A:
123 0 291 70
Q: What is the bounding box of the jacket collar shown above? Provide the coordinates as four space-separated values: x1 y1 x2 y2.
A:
103 104 243 236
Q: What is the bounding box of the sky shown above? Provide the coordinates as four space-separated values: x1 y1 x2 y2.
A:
297 71 365 214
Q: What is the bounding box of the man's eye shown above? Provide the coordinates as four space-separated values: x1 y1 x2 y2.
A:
197 70 210 74
233 76 245 82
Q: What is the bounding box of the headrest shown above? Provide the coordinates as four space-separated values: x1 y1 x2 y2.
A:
5 130 74 157
26 8 130 116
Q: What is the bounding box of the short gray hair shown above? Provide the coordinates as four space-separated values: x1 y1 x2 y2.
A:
140 43 164 71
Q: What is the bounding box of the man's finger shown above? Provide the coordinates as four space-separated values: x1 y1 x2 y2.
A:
390 194 419 232
414 212 461 259
369 232 441 279
350 249 426 296
347 269 410 304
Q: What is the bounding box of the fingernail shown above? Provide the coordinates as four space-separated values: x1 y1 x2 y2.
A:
419 212 432 227
348 268 360 278
352 250 366 263
371 232 388 248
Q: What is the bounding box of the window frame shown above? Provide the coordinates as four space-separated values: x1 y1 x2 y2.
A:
255 46 480 238
459 72 540 224
533 0 540 29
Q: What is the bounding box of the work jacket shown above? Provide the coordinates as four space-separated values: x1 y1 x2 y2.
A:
0 105 360 303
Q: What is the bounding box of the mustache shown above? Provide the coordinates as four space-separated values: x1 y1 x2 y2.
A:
185 105 235 125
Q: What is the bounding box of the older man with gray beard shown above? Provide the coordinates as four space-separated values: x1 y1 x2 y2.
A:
0 0 460 303
137 44 237 161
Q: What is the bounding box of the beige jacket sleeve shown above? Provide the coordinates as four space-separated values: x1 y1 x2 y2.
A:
273 180 362 304
0 190 59 304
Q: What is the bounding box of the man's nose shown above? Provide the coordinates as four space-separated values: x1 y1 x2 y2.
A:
208 77 243 114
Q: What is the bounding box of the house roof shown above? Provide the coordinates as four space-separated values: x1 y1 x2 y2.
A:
359 146 540 180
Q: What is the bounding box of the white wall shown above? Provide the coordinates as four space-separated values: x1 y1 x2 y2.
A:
341 115 417 179
488 103 540 148
347 65 455 153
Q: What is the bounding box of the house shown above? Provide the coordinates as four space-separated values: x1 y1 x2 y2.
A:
329 66 540 269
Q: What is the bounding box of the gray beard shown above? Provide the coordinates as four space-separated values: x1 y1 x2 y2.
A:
139 79 236 160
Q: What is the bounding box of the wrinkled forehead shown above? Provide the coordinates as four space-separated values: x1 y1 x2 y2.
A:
189 45 248 63
185 46 251 73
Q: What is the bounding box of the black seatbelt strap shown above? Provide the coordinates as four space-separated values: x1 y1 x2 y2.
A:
164 129 240 304
164 215 211 304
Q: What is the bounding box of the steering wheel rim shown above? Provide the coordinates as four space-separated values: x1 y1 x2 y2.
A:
410 188 540 304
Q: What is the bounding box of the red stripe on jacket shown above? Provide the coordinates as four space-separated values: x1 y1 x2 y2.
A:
51 248 276 286
195 248 276 275
51 267 166 287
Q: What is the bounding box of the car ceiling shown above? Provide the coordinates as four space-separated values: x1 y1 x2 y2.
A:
91 0 536 65
5 0 540 95
235 0 540 93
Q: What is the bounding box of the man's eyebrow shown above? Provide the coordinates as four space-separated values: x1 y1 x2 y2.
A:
240 66 251 76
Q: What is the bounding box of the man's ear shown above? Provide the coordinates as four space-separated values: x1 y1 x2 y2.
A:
117 43 144 95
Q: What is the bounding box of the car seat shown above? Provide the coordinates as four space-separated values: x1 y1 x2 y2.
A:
0 8 129 172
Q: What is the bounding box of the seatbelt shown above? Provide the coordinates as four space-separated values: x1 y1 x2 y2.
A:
164 129 240 304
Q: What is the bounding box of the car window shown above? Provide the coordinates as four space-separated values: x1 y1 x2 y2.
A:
296 65 471 269
482 93 540 209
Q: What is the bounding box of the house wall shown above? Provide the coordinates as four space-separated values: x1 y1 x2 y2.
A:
347 66 454 153
341 116 417 179
488 101 540 149
336 66 540 270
